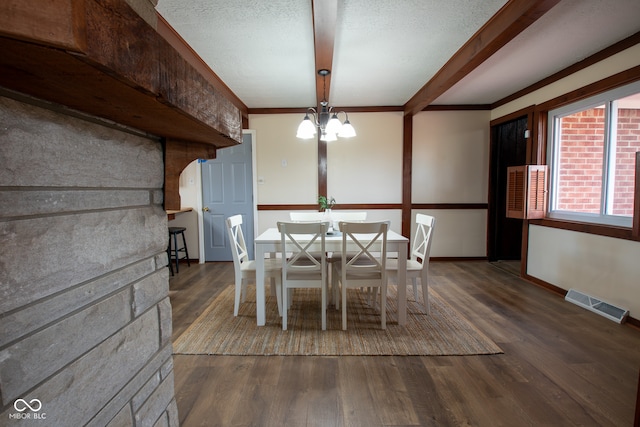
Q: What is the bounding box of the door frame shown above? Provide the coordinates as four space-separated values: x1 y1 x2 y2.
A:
487 108 534 263
196 129 258 263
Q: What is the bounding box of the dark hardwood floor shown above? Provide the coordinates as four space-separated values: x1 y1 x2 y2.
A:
169 260 640 427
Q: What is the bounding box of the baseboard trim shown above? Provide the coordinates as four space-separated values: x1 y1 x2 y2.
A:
523 272 639 329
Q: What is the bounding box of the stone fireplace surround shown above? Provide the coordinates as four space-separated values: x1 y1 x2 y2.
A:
0 91 175 425
0 0 242 425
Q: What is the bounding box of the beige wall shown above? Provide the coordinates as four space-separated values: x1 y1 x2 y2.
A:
327 112 404 203
168 160 200 260
250 109 490 257
413 110 490 257
493 43 640 318
528 225 640 316
413 111 490 203
251 114 319 205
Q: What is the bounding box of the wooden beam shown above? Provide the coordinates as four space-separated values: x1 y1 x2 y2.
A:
156 13 249 120
318 135 327 199
402 114 413 238
311 0 337 201
164 139 216 210
0 0 87 52
312 0 338 106
404 0 561 115
248 106 404 114
0 0 241 147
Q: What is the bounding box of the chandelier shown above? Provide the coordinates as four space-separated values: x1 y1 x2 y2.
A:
296 69 356 141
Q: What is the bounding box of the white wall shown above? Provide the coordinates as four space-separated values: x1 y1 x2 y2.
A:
493 43 640 318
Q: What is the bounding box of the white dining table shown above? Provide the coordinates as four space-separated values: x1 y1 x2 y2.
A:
254 227 410 326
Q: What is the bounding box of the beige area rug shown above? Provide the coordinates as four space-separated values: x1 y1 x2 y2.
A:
173 285 503 356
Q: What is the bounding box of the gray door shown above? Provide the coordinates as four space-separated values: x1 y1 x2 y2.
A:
201 132 254 261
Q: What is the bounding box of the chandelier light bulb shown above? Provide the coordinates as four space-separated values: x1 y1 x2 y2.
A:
325 113 343 135
295 69 356 141
296 114 317 139
338 119 356 138
321 131 337 142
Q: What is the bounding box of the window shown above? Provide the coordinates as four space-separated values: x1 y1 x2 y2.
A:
547 81 640 227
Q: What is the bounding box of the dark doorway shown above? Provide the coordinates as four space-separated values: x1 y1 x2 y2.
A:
488 116 528 261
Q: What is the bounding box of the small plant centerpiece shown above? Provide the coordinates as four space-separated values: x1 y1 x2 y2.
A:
318 195 336 212
318 195 336 232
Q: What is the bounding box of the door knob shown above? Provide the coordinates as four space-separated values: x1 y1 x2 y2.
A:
203 207 210 212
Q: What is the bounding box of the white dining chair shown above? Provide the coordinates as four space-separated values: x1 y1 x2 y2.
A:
289 211 328 259
330 211 367 222
326 211 367 258
291 211 366 227
386 213 435 313
332 221 388 330
289 211 367 307
278 221 329 330
289 212 329 260
289 212 325 221
226 215 283 317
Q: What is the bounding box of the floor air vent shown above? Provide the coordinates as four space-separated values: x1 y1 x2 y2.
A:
565 289 629 324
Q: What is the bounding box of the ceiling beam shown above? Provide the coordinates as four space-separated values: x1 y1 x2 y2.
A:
157 14 248 119
404 0 562 116
311 0 338 106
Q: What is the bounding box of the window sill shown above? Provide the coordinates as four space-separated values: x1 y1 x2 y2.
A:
529 217 637 241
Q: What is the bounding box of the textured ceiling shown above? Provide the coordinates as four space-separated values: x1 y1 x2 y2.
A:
157 0 317 108
156 0 640 109
436 0 640 105
330 0 507 107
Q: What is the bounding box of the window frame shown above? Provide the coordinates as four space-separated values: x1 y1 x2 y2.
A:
546 80 640 228
529 68 640 242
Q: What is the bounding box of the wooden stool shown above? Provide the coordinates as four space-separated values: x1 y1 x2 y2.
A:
168 227 190 274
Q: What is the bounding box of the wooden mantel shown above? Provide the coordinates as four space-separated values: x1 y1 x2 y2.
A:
0 0 242 210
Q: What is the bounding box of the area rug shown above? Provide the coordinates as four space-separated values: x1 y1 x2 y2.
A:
173 285 502 356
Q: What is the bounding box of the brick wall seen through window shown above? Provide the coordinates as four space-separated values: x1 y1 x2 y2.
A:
557 108 640 216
